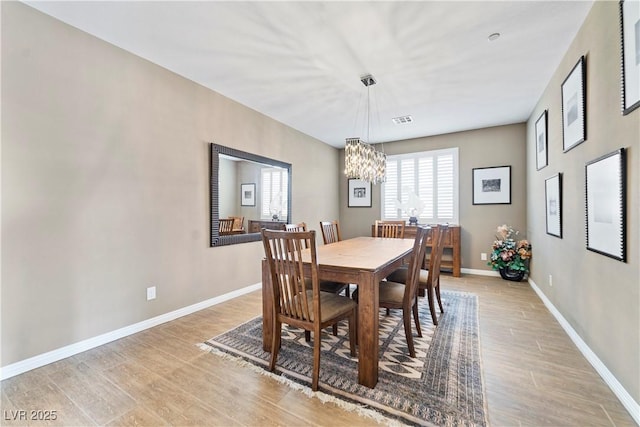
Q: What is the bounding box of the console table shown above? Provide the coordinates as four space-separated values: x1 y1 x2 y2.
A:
371 223 461 277
248 220 286 233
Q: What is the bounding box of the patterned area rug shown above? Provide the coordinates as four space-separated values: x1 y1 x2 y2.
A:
201 290 487 427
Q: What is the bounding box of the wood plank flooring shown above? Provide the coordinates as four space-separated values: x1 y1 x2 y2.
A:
1 275 636 426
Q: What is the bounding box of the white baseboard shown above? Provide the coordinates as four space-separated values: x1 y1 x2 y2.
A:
0 282 262 381
528 278 640 425
460 268 500 277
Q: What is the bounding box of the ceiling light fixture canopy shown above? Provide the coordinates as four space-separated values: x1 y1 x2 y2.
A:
344 74 387 185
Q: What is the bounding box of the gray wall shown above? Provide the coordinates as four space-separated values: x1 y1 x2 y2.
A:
526 1 639 403
1 2 340 366
339 123 527 272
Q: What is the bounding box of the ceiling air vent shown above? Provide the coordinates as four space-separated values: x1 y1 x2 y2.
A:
392 115 413 125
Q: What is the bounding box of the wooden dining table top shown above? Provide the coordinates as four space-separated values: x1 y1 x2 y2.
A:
301 236 415 271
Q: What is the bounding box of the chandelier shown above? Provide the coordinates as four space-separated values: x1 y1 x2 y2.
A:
344 75 386 184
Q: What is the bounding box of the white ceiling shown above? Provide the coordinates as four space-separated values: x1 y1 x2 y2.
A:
24 1 594 148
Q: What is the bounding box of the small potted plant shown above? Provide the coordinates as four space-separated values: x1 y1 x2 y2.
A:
488 224 532 281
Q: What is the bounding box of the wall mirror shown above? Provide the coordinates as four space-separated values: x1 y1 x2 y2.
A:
210 143 292 247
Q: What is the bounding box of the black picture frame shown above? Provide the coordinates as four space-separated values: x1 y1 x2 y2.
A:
240 183 256 206
535 110 548 170
348 178 372 207
620 0 640 115
585 148 626 262
562 56 587 152
545 173 562 238
472 166 511 205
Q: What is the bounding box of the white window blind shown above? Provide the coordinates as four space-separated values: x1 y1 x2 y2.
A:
381 147 458 224
261 168 288 221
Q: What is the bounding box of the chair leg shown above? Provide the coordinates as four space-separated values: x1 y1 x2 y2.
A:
312 327 322 391
403 308 416 358
305 330 311 342
412 297 422 337
269 321 282 372
344 285 350 298
332 323 338 336
435 280 444 313
427 284 438 326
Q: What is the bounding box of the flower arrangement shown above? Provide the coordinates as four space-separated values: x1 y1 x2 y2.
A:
488 224 532 273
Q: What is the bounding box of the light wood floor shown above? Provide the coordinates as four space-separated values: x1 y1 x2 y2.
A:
1 275 635 426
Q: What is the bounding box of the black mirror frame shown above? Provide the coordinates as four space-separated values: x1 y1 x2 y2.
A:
210 143 292 247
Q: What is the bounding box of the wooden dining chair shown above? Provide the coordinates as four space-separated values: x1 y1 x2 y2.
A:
373 220 406 238
229 216 244 231
261 229 357 391
319 220 342 244
352 226 429 358
218 218 234 234
286 222 351 335
386 224 449 325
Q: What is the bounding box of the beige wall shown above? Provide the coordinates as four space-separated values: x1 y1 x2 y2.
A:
526 1 639 402
1 3 339 366
339 123 527 271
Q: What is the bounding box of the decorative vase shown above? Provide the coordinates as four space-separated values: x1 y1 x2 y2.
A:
499 267 526 282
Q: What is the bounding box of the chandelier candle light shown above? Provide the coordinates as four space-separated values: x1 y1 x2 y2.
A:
344 75 387 184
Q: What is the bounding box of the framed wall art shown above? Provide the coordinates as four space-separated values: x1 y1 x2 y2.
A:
240 183 256 206
535 110 548 170
472 166 511 205
561 56 586 152
585 148 626 262
545 173 562 238
348 178 372 207
620 0 640 115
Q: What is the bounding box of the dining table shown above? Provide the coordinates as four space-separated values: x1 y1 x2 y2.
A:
261 236 415 388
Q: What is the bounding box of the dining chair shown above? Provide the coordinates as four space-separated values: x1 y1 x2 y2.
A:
352 226 430 358
261 229 357 391
218 218 234 234
319 220 342 244
286 222 351 337
373 220 406 238
229 216 244 231
386 224 449 325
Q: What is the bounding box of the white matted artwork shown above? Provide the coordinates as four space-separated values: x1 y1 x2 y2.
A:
545 173 562 238
472 166 511 205
585 149 626 262
621 0 640 114
561 56 586 152
240 183 256 206
535 110 548 170
348 179 372 207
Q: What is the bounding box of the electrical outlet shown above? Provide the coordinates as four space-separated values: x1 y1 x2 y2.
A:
548 275 553 287
480 252 487 261
147 286 156 301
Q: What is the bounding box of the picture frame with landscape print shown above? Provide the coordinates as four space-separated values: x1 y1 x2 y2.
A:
545 173 562 238
620 0 640 115
240 183 256 206
348 178 372 207
585 148 626 262
535 110 548 170
472 166 511 205
561 56 586 152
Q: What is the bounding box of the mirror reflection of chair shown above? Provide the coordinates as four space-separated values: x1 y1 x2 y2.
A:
319 220 342 244
261 228 357 391
386 224 449 325
229 216 244 232
353 226 430 358
218 218 234 235
373 220 406 238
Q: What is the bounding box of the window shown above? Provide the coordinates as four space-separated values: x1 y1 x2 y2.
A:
261 168 289 221
381 147 458 224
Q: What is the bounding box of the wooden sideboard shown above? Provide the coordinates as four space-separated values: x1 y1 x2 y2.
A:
372 223 461 277
248 220 286 233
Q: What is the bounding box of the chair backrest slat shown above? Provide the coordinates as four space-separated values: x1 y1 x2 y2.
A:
219 218 234 233
403 226 430 306
427 224 449 288
320 220 342 244
374 220 406 238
